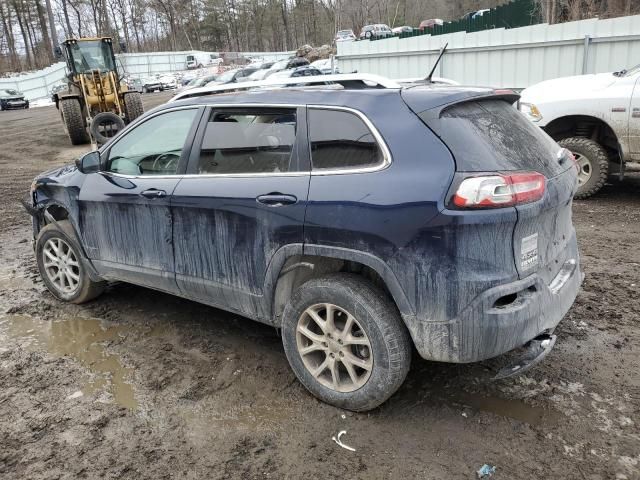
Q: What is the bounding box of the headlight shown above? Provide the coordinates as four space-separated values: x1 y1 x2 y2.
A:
519 102 543 122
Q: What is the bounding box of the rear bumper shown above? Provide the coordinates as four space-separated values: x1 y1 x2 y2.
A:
403 236 582 363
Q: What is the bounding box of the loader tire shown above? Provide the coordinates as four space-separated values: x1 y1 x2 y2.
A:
60 98 89 145
559 137 609 199
90 112 125 145
123 92 144 123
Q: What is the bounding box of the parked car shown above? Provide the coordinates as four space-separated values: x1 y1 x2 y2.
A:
124 78 143 93
140 78 163 93
392 26 413 34
519 63 640 198
158 74 178 90
419 18 444 30
335 29 356 42
50 83 68 102
359 24 393 40
0 88 29 110
462 9 490 20
310 58 336 75
206 67 260 85
268 66 323 79
25 80 582 411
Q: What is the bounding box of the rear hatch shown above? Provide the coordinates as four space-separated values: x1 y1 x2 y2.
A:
407 93 577 282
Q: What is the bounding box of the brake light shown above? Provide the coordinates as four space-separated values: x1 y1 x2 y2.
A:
452 172 546 209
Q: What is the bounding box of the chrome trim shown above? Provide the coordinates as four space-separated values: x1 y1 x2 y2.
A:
307 105 392 175
101 104 391 179
169 73 401 102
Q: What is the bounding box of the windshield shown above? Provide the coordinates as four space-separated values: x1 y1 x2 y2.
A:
623 64 640 76
68 40 115 73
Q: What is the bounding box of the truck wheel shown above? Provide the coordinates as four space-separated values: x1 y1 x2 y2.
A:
123 92 144 123
281 273 411 412
559 137 609 199
36 220 105 304
60 98 89 145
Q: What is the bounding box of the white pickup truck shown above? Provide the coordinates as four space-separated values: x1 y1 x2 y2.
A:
519 64 640 198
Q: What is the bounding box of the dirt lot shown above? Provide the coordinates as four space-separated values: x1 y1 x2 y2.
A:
0 94 638 480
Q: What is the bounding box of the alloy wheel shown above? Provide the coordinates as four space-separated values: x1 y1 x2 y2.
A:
42 237 81 295
296 303 373 393
573 152 592 186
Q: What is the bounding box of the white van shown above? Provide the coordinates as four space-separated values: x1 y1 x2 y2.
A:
186 53 222 70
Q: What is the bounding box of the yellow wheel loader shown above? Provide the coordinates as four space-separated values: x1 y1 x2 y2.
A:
52 37 143 145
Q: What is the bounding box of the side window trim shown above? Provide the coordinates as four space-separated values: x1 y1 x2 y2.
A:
306 105 392 175
101 106 204 178
185 105 310 176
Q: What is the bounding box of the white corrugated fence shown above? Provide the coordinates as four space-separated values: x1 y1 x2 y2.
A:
336 15 640 88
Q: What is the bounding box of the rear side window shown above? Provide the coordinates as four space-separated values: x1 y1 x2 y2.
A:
196 109 296 174
423 99 564 177
308 109 384 170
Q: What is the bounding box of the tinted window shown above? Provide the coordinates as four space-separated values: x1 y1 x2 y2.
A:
106 109 197 175
423 100 564 176
196 109 297 174
308 109 383 170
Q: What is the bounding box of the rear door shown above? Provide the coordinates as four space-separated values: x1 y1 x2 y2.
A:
630 73 640 159
171 105 310 318
421 98 578 282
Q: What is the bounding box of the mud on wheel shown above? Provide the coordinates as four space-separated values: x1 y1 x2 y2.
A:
36 220 105 304
559 137 609 199
281 273 411 411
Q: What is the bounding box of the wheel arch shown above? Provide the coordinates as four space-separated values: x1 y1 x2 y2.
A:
264 244 414 326
543 114 623 162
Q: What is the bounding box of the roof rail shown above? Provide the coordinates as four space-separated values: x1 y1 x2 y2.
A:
169 73 401 102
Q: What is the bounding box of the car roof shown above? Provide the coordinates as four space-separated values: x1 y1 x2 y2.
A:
163 83 500 114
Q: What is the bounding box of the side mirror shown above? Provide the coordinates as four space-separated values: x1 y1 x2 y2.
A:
54 46 63 60
75 150 101 174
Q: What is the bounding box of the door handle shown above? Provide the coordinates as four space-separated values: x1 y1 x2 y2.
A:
256 193 297 206
140 188 167 199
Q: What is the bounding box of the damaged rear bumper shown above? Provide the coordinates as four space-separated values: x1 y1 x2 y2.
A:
403 237 582 364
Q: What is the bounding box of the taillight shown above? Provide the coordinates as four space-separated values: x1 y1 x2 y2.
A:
452 172 546 209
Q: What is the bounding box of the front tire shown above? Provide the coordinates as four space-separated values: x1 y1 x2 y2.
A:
123 92 144 123
60 98 90 145
558 137 609 199
36 220 105 304
281 274 411 411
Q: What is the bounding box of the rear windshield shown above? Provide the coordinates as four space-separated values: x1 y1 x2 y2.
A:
422 99 565 177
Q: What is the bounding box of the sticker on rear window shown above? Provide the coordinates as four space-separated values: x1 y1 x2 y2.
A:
521 233 538 270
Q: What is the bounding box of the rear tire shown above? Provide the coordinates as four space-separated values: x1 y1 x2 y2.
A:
60 98 89 145
558 137 609 199
123 92 144 123
281 273 411 411
36 220 105 304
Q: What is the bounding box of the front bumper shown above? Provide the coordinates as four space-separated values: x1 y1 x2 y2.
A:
403 236 583 363
1 99 28 109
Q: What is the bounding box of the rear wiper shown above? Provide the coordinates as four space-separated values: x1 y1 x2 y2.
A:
613 69 627 77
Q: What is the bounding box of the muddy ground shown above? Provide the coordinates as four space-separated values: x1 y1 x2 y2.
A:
0 93 638 480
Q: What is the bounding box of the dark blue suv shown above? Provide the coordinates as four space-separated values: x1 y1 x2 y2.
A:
25 78 582 411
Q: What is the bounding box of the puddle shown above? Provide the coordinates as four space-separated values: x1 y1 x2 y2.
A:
445 390 563 425
0 314 138 410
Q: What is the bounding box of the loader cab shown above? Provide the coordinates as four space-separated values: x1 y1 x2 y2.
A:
63 38 119 77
